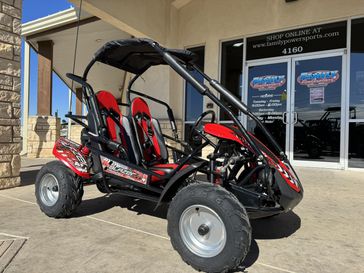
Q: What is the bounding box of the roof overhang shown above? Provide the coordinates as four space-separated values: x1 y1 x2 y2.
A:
21 7 132 99
22 8 89 38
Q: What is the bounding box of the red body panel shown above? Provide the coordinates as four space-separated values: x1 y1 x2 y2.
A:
150 163 188 182
204 123 243 145
53 138 90 178
247 133 301 193
205 123 300 193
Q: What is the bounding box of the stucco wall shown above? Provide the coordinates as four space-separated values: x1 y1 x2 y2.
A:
131 66 171 119
178 0 364 79
175 0 364 120
0 0 21 189
73 0 170 42
71 0 364 122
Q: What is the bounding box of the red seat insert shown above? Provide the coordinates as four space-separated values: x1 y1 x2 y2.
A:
96 90 127 152
150 163 188 183
131 97 163 164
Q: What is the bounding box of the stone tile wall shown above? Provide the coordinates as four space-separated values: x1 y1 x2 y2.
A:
69 124 84 143
27 116 60 158
0 0 21 189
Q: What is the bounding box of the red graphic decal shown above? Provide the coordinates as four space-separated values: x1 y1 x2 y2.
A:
53 137 90 178
250 75 286 91
297 70 339 87
100 155 148 184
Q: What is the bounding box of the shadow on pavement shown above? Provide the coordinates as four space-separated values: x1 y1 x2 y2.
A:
73 193 300 272
74 194 168 219
20 169 39 186
240 239 260 270
75 193 301 241
239 211 301 271
251 211 301 239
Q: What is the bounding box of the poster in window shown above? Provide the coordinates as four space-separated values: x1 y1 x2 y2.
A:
297 70 340 105
248 74 286 123
309 87 325 104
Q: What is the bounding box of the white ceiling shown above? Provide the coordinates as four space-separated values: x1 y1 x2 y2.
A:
27 19 131 99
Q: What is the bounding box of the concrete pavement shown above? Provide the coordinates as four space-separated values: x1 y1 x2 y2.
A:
0 159 363 273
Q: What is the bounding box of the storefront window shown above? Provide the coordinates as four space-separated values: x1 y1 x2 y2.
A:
220 39 243 121
293 56 342 162
350 18 364 119
185 46 204 122
184 46 204 151
349 18 364 167
348 122 364 168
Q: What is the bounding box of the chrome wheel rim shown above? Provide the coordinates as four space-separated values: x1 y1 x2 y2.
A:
39 173 59 206
179 204 226 258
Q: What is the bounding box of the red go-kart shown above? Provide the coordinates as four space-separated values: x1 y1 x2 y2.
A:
35 38 303 273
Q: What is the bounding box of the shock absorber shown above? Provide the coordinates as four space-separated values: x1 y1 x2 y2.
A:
80 145 90 157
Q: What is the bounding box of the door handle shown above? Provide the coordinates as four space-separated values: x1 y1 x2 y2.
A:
282 112 288 124
293 112 298 124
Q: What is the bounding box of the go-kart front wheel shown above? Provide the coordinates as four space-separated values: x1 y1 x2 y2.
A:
167 183 251 273
35 161 83 218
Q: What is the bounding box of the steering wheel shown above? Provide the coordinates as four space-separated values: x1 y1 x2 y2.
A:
188 110 216 143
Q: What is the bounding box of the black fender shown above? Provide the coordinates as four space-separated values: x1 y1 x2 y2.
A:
154 161 206 210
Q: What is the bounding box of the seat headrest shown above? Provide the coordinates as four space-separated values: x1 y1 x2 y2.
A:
96 90 121 115
131 97 151 118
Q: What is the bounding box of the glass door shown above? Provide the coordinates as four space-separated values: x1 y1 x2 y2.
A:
246 60 291 154
184 46 205 152
290 53 345 167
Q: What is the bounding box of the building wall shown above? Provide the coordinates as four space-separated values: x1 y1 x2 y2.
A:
77 0 169 42
176 0 364 115
65 0 364 110
0 0 21 189
132 66 171 119
73 0 364 121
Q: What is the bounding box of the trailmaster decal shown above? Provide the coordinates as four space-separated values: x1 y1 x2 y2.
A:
100 155 148 184
55 138 88 173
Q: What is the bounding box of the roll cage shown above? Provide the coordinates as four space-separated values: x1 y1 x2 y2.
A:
67 38 289 167
71 39 287 157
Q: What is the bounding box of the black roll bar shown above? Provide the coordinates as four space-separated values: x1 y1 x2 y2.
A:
82 58 96 80
66 73 104 135
151 47 267 162
81 41 285 163
191 65 285 159
128 89 179 139
126 74 141 103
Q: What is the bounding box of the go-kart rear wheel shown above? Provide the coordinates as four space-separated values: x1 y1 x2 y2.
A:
167 183 251 273
35 161 83 218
